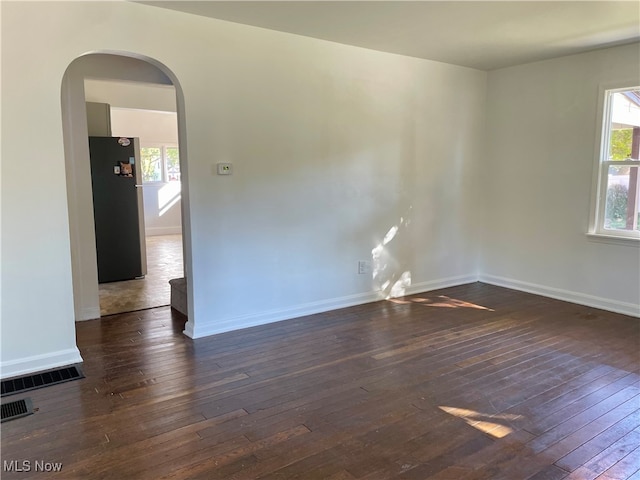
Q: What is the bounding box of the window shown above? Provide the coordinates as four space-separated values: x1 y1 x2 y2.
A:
140 145 180 183
591 86 640 239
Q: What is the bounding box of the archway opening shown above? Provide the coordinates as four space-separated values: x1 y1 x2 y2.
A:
61 51 192 327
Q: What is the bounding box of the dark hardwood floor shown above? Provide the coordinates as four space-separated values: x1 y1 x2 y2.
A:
2 283 639 479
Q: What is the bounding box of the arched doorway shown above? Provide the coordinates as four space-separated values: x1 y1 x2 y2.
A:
61 52 192 327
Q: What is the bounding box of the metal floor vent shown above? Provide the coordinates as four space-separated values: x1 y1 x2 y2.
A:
1 365 84 397
1 398 33 423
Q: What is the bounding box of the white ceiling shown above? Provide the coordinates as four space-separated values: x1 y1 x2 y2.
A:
138 1 640 70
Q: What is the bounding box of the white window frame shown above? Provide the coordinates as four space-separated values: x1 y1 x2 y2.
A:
588 82 640 244
140 143 180 184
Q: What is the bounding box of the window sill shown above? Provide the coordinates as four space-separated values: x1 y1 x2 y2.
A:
586 232 640 246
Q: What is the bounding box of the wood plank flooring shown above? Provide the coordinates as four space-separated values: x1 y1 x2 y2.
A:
2 283 639 479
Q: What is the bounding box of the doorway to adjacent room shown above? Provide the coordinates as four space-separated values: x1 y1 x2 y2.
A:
62 52 191 322
94 105 184 316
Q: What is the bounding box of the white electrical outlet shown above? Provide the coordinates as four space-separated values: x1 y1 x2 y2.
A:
358 260 371 275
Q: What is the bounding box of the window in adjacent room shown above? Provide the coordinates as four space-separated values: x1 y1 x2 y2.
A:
591 86 640 239
141 144 180 183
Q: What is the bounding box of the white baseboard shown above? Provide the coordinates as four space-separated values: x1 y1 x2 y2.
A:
183 290 380 338
403 274 479 297
1 348 84 379
479 274 640 318
183 273 478 339
77 306 101 321
145 226 182 236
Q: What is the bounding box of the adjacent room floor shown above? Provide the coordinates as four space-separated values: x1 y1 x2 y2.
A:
2 283 639 479
98 234 183 316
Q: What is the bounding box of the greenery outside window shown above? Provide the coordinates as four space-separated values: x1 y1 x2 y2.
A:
591 86 640 240
141 145 180 183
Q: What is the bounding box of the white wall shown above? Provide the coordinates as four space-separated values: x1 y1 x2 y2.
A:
109 108 178 143
85 78 177 113
109 107 182 236
1 1 486 376
480 43 640 315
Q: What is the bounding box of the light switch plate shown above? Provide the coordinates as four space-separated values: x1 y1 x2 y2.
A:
217 163 232 175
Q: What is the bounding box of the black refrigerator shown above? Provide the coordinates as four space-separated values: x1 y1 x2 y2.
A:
89 136 147 283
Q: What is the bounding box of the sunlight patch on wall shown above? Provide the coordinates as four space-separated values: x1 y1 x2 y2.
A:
382 224 399 245
389 271 412 297
372 211 412 299
158 182 181 216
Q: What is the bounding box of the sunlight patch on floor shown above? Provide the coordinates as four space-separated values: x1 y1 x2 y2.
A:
389 295 494 311
438 405 523 439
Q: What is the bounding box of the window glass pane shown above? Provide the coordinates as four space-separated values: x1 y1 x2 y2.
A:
604 165 639 231
608 91 640 161
141 147 162 182
166 147 180 182
609 128 634 160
